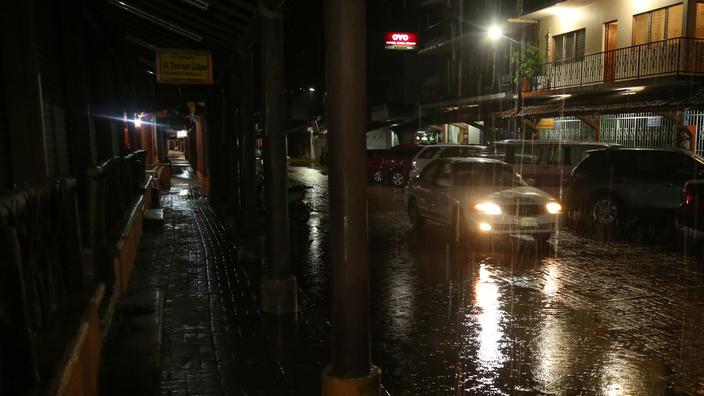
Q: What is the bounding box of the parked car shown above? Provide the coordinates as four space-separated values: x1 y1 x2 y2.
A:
405 157 563 245
367 149 387 183
676 179 704 236
410 144 486 178
569 148 704 227
377 144 423 186
487 140 612 200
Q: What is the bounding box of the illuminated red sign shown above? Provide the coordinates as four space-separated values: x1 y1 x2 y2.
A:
384 32 417 50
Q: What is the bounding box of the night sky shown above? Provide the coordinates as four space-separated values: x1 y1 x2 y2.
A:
282 0 558 110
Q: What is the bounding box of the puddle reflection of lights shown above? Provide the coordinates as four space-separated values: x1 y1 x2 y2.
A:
606 384 623 396
601 352 638 396
542 260 560 297
179 189 189 196
475 264 505 369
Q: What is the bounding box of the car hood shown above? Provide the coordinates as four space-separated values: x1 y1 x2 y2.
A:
464 186 557 205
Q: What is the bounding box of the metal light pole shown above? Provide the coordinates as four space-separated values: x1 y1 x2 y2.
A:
488 25 521 138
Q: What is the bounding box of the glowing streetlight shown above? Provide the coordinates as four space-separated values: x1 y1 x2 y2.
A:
487 25 503 41
134 115 142 128
308 87 316 92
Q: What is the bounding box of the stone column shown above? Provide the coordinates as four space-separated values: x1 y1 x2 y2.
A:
259 1 296 314
322 0 382 394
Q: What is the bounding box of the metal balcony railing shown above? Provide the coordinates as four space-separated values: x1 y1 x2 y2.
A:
533 37 704 91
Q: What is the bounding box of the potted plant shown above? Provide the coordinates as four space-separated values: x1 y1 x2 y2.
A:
511 43 541 92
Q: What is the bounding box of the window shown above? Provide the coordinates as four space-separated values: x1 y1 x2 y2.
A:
548 146 572 166
552 29 585 61
633 4 683 45
505 146 543 165
420 161 440 182
454 163 524 187
418 147 439 159
439 147 463 158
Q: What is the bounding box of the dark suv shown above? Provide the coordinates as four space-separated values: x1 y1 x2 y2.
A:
568 148 704 226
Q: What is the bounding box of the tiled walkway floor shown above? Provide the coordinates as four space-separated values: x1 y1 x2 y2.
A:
101 157 289 395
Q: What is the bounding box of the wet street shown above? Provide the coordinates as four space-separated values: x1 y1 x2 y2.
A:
288 165 704 396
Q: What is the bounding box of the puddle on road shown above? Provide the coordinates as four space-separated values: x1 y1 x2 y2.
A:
287 167 704 395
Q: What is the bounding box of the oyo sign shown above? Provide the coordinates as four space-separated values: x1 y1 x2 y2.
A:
385 32 417 50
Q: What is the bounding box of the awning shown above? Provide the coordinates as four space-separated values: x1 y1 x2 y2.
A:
500 85 704 118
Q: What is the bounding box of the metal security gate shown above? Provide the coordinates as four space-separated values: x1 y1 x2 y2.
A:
538 116 596 141
600 113 677 148
685 110 704 156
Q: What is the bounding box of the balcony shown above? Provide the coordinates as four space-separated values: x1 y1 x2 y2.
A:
532 37 704 93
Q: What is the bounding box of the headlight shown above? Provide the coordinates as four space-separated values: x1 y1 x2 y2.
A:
546 202 562 214
474 202 502 215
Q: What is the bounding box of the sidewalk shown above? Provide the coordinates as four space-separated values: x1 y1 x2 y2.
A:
100 156 291 395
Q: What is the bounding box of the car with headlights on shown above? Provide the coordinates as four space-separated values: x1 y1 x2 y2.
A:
409 144 486 179
405 157 562 244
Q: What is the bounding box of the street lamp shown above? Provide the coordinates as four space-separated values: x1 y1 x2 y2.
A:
488 25 503 41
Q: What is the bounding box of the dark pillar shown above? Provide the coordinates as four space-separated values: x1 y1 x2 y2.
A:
206 87 222 205
222 74 239 225
259 2 296 314
0 0 49 183
237 50 259 235
322 0 381 394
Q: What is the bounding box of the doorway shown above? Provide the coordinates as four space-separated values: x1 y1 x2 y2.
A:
604 21 618 82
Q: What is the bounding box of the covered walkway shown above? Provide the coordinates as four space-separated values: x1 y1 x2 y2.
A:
100 154 289 395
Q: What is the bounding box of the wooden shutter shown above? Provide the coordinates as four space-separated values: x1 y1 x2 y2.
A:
667 4 683 39
651 8 666 42
633 13 650 45
576 29 586 58
564 32 576 59
697 3 704 38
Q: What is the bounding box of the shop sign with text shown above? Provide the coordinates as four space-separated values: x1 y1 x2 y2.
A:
384 32 417 50
156 49 213 85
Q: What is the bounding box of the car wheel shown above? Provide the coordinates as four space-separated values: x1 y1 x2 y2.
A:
591 196 622 226
372 169 383 183
408 199 424 228
391 170 405 187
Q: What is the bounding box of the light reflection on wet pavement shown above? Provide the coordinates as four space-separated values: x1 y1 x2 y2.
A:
288 166 704 396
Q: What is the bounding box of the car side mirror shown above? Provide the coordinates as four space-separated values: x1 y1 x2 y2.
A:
526 178 537 187
436 177 452 187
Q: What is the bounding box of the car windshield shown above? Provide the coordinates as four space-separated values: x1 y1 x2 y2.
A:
453 162 526 187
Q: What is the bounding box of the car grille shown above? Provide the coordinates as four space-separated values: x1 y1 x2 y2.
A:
493 223 556 231
501 204 545 216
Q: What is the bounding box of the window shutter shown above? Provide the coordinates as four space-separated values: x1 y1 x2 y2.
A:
667 4 683 39
576 29 586 58
633 13 650 45
564 32 576 59
697 3 704 38
651 8 666 42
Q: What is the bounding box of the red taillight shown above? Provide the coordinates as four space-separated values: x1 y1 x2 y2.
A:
686 192 695 205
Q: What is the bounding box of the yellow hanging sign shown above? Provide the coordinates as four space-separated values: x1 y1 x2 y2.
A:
156 49 213 85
